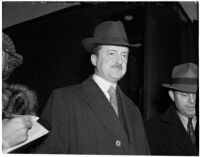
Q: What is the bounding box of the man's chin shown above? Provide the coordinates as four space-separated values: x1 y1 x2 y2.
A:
186 112 196 117
110 78 122 84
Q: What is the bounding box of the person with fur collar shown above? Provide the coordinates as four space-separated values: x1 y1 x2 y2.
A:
2 33 38 151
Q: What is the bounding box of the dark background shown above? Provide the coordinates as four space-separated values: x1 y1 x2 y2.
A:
3 2 198 120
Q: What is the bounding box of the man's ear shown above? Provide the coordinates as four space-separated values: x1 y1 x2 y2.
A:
168 90 175 102
91 54 97 66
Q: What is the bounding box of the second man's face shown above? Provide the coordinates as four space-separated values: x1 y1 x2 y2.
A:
91 45 129 84
169 90 196 117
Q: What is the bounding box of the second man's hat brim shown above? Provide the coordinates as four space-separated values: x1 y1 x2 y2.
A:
162 83 197 93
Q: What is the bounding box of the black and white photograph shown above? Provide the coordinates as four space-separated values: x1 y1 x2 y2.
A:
2 1 198 155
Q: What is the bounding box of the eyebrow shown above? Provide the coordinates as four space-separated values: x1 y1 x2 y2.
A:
107 49 117 51
107 49 129 53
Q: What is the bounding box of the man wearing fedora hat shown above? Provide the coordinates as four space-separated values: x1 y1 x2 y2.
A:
146 63 198 155
35 21 150 154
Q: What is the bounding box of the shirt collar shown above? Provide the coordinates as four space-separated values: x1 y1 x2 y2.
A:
92 74 117 93
177 111 197 130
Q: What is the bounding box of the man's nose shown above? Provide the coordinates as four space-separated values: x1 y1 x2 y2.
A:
116 55 123 64
189 94 195 104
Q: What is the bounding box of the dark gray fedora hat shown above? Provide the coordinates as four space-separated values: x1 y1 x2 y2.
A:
162 63 198 93
82 21 139 53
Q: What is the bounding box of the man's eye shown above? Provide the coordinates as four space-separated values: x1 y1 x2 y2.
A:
109 52 114 55
122 54 128 58
181 93 187 96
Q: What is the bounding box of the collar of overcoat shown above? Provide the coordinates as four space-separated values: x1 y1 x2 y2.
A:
78 76 134 152
162 105 198 154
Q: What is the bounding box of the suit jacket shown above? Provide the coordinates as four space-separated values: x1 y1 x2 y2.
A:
145 104 199 155
35 76 150 154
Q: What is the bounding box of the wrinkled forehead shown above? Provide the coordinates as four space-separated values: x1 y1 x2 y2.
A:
100 45 129 53
174 90 196 96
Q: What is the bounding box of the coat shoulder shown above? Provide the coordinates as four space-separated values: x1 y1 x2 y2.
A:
123 93 141 115
118 88 137 108
52 83 81 96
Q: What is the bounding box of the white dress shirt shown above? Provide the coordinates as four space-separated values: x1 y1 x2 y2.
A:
92 74 117 102
177 111 197 131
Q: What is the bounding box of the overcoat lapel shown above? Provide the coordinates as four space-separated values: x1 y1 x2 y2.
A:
163 105 198 154
116 87 134 145
78 77 129 151
117 86 137 152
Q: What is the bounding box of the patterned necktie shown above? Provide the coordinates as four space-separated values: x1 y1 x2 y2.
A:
107 86 118 116
187 117 195 144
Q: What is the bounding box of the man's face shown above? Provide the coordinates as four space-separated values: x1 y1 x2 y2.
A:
91 45 129 83
169 90 196 117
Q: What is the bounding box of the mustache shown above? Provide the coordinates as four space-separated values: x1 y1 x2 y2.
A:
111 64 123 70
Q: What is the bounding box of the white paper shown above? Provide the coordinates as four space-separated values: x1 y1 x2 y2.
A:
3 116 49 153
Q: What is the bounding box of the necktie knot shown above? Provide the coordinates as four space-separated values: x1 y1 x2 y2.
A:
188 117 193 123
107 86 116 96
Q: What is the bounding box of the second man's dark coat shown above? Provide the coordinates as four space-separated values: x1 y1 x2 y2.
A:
146 105 198 155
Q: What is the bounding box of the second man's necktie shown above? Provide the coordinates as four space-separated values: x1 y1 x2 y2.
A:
187 117 195 144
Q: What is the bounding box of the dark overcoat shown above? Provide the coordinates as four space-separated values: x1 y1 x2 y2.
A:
145 105 199 155
35 76 150 154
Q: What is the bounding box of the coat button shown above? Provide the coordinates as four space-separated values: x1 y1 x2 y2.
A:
115 140 121 147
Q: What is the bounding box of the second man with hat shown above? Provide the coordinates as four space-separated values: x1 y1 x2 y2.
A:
146 62 198 155
35 21 150 154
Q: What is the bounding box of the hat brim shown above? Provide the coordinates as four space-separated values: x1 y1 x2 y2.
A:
162 83 197 93
82 38 140 53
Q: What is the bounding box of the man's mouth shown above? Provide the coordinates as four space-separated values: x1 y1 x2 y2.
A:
112 65 123 70
186 106 195 110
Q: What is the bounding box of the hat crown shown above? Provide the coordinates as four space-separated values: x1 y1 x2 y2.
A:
93 21 128 42
2 33 23 80
82 20 134 53
172 63 198 79
3 33 16 53
162 62 198 93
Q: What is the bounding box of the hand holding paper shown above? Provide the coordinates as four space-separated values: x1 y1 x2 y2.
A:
3 116 49 153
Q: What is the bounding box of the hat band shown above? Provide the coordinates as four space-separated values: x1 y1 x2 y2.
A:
171 78 198 84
